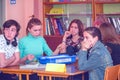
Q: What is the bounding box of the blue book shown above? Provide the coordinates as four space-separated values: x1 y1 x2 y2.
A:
59 0 64 2
56 18 64 35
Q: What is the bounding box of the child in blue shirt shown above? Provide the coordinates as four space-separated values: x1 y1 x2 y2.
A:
19 17 53 80
19 17 53 64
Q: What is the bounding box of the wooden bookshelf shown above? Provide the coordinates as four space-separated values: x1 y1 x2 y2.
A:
44 1 92 4
94 0 120 20
43 0 93 36
94 0 120 34
42 0 120 36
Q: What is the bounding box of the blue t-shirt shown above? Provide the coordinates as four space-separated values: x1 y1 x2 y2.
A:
19 33 53 62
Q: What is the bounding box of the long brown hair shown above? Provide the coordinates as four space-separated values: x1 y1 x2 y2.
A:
99 22 120 44
68 19 84 37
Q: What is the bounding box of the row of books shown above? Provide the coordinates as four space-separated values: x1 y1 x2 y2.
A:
49 0 89 2
95 0 120 1
49 0 119 2
107 17 120 34
45 16 120 35
45 17 69 36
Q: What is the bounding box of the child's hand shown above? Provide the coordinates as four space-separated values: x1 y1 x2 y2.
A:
27 54 34 61
63 31 71 41
81 40 93 51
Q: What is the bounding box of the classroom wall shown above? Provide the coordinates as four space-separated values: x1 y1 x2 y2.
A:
34 0 43 35
5 0 34 38
0 0 5 28
5 0 43 38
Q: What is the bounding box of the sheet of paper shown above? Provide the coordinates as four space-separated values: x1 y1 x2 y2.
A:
20 62 46 69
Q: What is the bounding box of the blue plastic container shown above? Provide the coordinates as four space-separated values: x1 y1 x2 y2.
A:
38 55 76 64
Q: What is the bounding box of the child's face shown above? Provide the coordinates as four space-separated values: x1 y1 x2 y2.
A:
69 23 79 36
4 25 17 41
28 25 42 37
82 31 98 49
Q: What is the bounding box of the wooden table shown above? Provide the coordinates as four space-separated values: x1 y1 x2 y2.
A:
0 62 85 80
33 63 85 80
0 66 33 80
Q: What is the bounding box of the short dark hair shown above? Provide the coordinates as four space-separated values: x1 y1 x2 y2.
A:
3 19 21 36
84 27 102 41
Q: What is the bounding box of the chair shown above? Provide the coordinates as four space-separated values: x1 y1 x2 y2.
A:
104 64 120 80
44 35 63 51
118 68 120 80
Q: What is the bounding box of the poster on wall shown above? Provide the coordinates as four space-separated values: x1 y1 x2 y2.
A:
10 0 16 4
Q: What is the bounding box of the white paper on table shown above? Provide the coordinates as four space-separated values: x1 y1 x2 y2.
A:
20 62 46 69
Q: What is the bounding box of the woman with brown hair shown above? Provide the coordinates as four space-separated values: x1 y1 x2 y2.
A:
53 19 89 80
99 22 120 65
54 19 84 56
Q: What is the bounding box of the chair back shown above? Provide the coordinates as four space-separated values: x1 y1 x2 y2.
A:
118 68 120 80
104 64 120 80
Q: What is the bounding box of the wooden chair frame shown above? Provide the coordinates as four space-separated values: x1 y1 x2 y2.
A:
118 68 120 80
104 64 120 80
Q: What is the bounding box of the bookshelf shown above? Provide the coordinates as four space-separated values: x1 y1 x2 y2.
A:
94 0 120 34
43 0 93 36
94 0 120 18
42 0 120 36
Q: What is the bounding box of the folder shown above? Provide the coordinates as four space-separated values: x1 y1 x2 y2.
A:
49 8 64 14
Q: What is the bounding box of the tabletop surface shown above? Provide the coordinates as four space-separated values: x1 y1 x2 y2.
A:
0 61 85 76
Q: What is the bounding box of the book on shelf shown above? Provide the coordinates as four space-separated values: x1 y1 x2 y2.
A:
117 18 120 30
45 18 51 35
46 17 69 35
59 17 67 33
50 0 71 2
51 18 61 36
113 17 120 34
63 17 69 30
112 18 119 33
49 0 89 2
108 17 120 34
115 18 120 33
56 18 64 35
48 17 55 35
45 18 55 35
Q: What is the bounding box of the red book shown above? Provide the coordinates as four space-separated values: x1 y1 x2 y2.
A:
52 18 60 36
